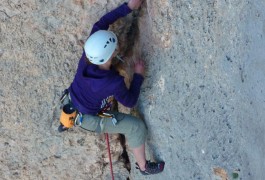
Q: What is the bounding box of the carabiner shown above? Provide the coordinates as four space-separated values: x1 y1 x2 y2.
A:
74 113 83 126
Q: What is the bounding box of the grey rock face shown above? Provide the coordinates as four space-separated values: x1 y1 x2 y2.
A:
0 0 264 179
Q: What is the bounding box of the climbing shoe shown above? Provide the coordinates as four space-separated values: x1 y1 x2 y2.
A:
136 160 165 175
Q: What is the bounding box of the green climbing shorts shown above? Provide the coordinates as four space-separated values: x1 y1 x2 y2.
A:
80 111 147 148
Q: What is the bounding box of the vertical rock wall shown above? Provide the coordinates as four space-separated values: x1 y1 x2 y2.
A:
132 0 265 179
0 0 129 179
0 0 264 179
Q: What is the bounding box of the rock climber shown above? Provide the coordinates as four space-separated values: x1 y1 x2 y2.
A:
58 0 165 175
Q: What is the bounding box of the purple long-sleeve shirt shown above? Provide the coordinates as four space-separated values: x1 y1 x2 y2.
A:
68 3 144 115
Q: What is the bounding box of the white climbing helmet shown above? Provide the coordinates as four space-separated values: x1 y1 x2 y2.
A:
84 30 118 65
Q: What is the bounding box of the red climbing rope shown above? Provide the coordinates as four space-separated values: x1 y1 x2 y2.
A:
105 133 114 180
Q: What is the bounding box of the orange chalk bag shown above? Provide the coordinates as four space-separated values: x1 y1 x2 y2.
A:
60 104 77 128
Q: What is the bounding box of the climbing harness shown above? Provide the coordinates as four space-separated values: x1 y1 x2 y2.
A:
98 112 117 126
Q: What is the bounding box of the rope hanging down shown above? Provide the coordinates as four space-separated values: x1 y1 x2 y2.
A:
105 133 114 180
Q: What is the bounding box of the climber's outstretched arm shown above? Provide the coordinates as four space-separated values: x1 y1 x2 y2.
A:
90 0 144 35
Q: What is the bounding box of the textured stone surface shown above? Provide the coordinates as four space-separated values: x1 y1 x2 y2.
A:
1 0 265 180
